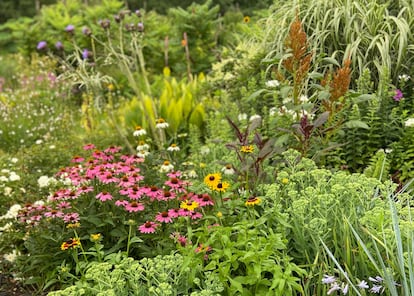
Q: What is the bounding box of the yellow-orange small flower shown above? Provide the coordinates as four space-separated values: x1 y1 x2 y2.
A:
245 197 262 206
243 16 251 23
204 173 221 189
212 181 230 192
180 200 199 211
281 178 289 184
90 233 102 242
240 145 254 153
66 222 80 229
61 238 81 250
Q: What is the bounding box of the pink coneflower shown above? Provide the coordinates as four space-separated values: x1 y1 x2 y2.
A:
115 199 129 207
77 185 94 194
124 201 145 212
178 208 192 217
104 146 121 154
71 155 85 163
157 190 176 201
66 190 80 200
138 221 158 233
170 232 189 247
165 178 187 192
44 209 64 218
96 191 113 202
145 186 161 200
128 172 144 182
189 211 203 220
126 186 145 200
168 208 180 218
83 143 96 150
194 194 214 206
155 211 173 223
118 175 135 187
120 154 144 165
99 172 119 184
167 171 182 178
58 201 71 209
63 212 80 223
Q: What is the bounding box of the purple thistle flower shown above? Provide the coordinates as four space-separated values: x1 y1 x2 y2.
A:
36 41 47 50
55 41 64 50
65 24 75 33
393 89 403 101
135 10 142 17
82 49 90 60
82 27 92 36
137 22 144 32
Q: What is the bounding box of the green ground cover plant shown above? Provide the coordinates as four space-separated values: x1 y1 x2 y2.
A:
1 0 414 295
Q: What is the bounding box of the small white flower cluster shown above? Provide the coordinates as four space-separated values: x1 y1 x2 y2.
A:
37 175 57 188
0 204 22 220
0 169 21 182
3 249 20 263
265 80 280 88
398 74 411 82
322 274 390 295
404 118 414 127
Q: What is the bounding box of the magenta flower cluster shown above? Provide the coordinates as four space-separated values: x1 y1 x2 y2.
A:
18 144 215 235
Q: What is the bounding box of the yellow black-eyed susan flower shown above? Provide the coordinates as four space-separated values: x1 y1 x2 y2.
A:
243 16 251 23
204 173 221 189
240 145 254 153
245 196 261 206
212 181 230 193
180 200 199 211
61 238 81 250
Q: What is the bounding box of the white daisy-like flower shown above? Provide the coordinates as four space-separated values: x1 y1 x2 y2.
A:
137 150 150 158
133 125 147 137
159 160 174 173
3 250 19 263
222 164 235 175
136 141 150 151
265 80 280 88
249 114 262 122
35 139 43 145
10 158 18 163
186 170 198 178
167 144 180 152
155 118 169 129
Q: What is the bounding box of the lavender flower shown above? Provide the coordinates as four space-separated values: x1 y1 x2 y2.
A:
82 49 91 60
137 22 144 32
369 285 384 294
393 89 403 101
327 282 342 295
357 280 369 289
82 27 92 36
36 41 47 50
55 41 64 50
322 275 336 284
65 24 75 33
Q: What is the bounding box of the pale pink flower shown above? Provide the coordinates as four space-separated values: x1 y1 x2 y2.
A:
138 221 158 233
63 212 80 223
96 191 113 202
168 208 180 218
83 143 96 150
124 201 145 212
44 210 64 218
115 199 129 207
190 211 203 220
155 211 173 223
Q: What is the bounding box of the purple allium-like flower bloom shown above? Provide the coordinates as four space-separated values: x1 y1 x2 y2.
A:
393 89 403 101
82 27 92 36
65 24 75 33
37 41 47 50
82 49 90 60
137 22 144 32
55 41 64 50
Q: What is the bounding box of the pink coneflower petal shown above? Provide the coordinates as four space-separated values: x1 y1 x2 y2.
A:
155 211 173 223
138 221 158 233
124 201 145 212
96 191 113 202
